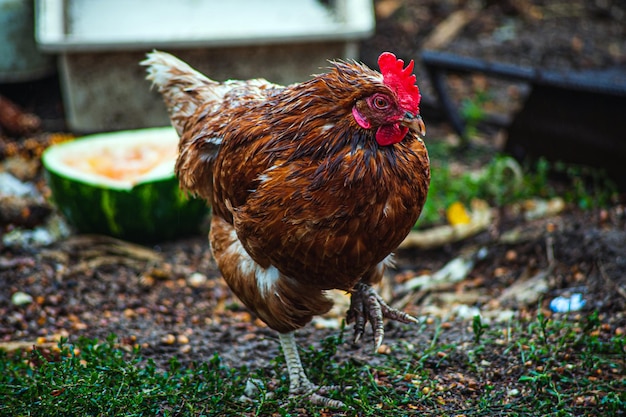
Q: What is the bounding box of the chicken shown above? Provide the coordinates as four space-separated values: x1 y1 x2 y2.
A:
142 50 430 407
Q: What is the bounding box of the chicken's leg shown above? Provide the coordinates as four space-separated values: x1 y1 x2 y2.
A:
347 282 418 350
278 332 344 408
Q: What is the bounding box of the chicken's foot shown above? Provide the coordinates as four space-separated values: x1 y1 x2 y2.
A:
347 282 418 350
278 332 345 408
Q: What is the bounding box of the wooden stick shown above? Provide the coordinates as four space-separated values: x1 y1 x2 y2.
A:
422 10 476 50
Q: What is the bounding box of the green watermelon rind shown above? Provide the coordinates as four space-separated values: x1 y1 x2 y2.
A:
41 128 209 242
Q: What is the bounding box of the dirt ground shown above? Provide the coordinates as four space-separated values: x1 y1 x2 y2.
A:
2 204 626 370
1 0 626 404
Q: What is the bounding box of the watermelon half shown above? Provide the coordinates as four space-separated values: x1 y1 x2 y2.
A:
42 127 209 243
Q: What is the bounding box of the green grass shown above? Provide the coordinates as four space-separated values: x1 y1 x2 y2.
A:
2 313 624 416
0 334 248 416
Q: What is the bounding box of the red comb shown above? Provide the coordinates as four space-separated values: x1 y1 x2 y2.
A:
378 52 420 113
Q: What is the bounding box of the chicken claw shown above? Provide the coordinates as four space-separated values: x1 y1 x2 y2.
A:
278 332 345 408
347 282 418 350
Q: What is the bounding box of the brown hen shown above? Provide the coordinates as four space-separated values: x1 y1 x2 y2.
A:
142 51 430 407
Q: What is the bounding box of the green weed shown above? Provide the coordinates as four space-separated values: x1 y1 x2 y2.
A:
460 90 489 140
418 150 618 229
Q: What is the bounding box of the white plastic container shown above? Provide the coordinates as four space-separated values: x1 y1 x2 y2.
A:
35 0 374 132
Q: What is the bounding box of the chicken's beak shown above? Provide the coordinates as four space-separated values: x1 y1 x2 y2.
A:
401 112 426 137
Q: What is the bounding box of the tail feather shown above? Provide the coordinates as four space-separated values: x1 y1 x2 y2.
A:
141 51 283 201
142 50 226 134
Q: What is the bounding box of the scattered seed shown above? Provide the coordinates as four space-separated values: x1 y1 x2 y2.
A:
123 308 136 318
493 267 507 277
161 334 176 345
241 333 256 342
45 293 61 305
505 250 517 261
72 322 87 330
187 272 208 287
139 275 155 287
377 344 391 355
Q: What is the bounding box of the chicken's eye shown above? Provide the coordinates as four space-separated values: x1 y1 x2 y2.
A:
373 95 390 110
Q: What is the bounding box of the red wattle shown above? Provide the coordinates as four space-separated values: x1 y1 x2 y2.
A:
375 124 408 146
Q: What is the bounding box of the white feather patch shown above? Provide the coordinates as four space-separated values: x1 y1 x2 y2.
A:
227 230 280 296
256 265 280 296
